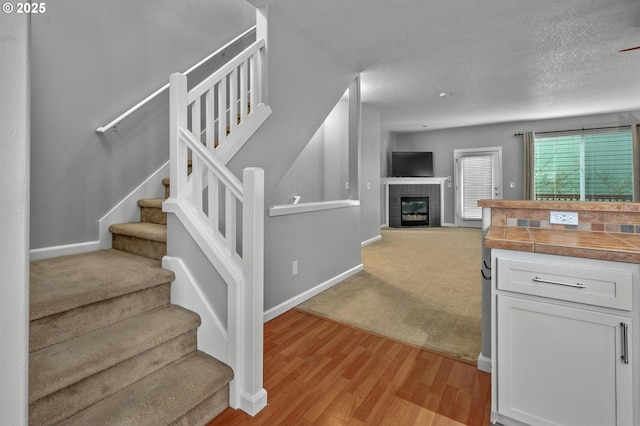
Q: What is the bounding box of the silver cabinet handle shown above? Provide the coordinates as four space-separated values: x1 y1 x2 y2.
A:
621 322 629 365
532 276 586 288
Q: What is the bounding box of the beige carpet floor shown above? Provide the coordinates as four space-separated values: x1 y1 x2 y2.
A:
298 227 482 363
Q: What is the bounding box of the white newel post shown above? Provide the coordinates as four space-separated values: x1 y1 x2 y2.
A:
240 167 267 415
169 73 188 200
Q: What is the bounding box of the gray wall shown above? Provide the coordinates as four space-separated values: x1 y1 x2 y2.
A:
392 109 640 225
228 6 363 312
360 105 381 243
0 13 29 425
30 0 255 249
274 100 349 204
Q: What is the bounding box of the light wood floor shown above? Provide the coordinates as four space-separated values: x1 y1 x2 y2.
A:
208 309 491 425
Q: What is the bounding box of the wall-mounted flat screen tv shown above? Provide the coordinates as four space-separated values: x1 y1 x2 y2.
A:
391 151 434 177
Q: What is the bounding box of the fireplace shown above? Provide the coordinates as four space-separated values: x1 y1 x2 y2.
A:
401 197 429 226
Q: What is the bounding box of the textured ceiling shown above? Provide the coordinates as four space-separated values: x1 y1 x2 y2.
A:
252 0 640 131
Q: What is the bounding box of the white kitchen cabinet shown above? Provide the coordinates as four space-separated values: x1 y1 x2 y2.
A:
491 249 638 426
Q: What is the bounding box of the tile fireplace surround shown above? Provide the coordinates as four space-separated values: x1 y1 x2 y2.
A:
382 177 447 227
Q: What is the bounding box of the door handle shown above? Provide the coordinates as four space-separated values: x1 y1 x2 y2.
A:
532 276 586 289
621 322 629 365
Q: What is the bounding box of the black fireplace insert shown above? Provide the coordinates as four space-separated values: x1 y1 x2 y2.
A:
401 196 429 226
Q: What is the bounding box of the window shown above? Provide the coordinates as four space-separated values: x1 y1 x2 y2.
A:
533 129 634 202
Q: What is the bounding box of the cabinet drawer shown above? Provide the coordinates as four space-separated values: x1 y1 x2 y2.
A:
497 257 633 310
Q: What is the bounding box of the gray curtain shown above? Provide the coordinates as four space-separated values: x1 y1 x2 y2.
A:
522 131 535 200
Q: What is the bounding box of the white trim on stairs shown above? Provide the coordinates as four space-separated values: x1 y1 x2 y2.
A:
163 256 229 364
99 161 169 249
29 162 170 261
263 263 364 322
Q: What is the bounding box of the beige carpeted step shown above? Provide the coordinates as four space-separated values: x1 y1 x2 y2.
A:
162 159 192 199
30 249 174 321
162 177 171 199
59 352 233 426
110 222 167 260
29 331 197 426
29 305 201 403
29 248 232 425
31 283 170 352
30 250 173 350
139 197 167 225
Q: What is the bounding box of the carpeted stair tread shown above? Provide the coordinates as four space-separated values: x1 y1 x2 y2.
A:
30 305 200 403
30 249 174 321
139 198 167 225
138 198 164 208
29 331 197 426
109 222 167 242
59 351 233 426
30 283 171 353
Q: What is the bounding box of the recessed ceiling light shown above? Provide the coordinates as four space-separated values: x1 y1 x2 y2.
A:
438 92 449 98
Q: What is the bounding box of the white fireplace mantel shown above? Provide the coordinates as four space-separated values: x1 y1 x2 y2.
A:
382 177 447 227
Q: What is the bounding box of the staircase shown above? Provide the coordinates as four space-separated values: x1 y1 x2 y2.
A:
28 28 270 422
29 172 233 425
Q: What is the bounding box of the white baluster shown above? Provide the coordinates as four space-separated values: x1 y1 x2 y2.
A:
208 172 219 236
249 54 257 114
229 69 238 135
217 78 227 148
205 89 214 151
225 186 237 256
239 60 248 124
191 155 203 214
190 97 201 143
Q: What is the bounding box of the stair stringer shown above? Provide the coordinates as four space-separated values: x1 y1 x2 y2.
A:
163 256 228 363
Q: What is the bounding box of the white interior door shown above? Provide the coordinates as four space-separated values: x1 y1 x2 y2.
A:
454 147 502 226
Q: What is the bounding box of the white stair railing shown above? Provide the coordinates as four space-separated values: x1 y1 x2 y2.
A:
164 46 268 414
185 38 271 165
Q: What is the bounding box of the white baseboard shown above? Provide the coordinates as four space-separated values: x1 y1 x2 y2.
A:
30 162 170 261
477 352 491 373
163 256 228 364
30 240 101 261
263 263 364 322
361 234 382 247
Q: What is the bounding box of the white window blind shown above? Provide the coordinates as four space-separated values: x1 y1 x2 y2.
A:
534 129 633 201
460 154 493 220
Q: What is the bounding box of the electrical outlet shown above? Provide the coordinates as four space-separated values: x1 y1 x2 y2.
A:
292 260 298 276
550 211 579 225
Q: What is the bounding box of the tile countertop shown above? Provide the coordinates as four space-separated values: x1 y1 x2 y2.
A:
484 226 640 263
479 200 640 263
477 199 640 212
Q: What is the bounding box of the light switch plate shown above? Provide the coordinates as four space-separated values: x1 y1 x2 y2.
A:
550 211 579 225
